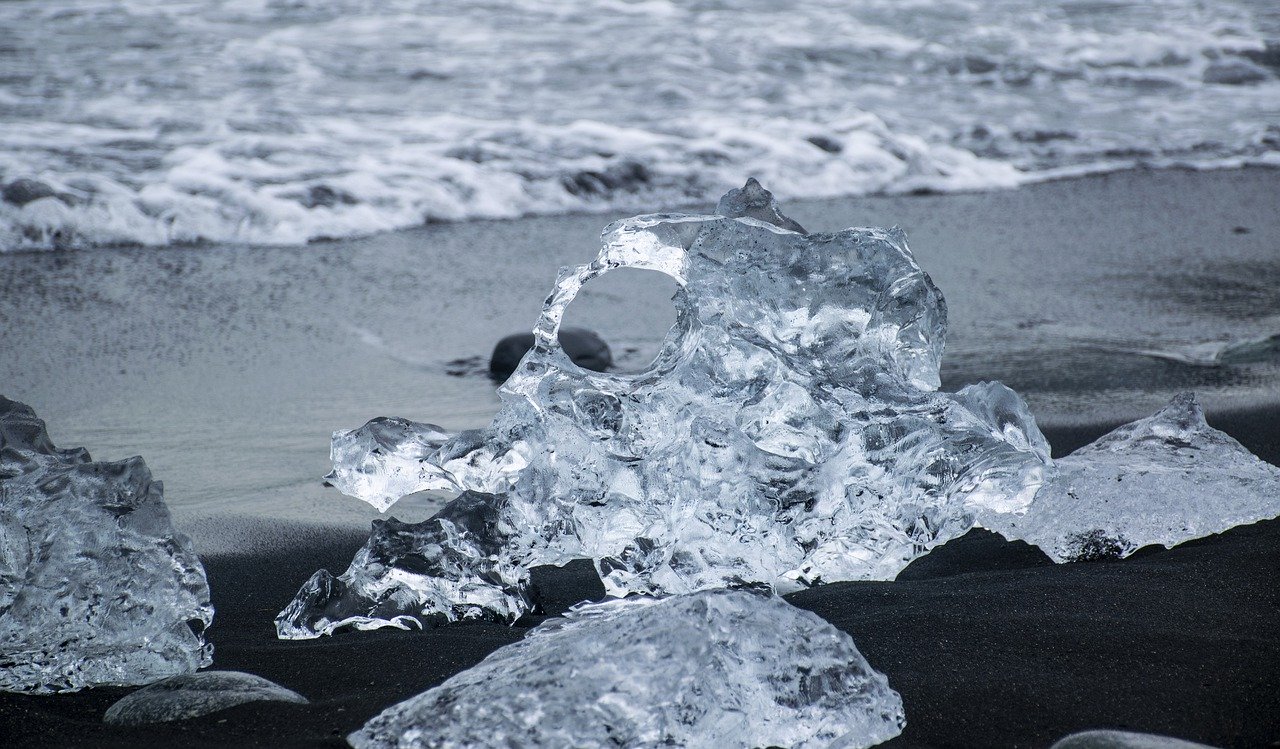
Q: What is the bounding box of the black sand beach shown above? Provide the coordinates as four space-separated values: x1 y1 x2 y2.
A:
2 415 1277 748
2 169 1279 747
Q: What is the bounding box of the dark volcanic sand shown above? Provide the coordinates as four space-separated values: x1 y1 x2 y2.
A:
2 415 1278 748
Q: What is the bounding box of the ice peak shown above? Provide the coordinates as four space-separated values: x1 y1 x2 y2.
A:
985 392 1280 562
715 177 807 234
1087 391 1217 454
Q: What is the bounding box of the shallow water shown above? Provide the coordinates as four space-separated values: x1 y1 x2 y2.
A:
2 0 1278 250
1 169 1277 550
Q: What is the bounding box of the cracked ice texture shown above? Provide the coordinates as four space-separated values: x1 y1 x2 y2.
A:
349 589 905 749
285 181 1051 636
985 392 1280 562
0 396 212 693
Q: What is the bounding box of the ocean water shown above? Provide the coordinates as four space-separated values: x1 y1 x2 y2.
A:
2 0 1278 251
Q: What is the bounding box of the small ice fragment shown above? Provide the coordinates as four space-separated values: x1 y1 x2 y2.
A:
1050 729 1219 749
714 176 807 233
985 393 1280 562
348 589 905 749
103 671 307 725
0 396 213 694
292 182 1050 632
276 492 527 639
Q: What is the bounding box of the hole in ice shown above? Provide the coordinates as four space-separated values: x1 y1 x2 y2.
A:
560 268 680 374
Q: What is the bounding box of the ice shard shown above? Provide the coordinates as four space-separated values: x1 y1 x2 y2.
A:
283 180 1051 635
0 397 213 693
103 671 307 725
349 589 905 749
985 393 1280 562
276 492 527 638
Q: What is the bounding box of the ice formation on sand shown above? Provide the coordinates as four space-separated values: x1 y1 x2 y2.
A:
282 180 1051 635
276 492 525 638
349 589 905 749
985 392 1280 562
104 671 307 725
0 397 212 693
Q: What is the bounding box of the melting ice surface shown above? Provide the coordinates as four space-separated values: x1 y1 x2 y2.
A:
984 392 1280 562
0 397 212 693
349 589 905 749
278 181 1052 637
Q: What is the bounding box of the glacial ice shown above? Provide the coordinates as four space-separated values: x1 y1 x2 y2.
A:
349 589 905 749
984 392 1280 562
0 397 213 693
281 180 1051 635
103 671 307 725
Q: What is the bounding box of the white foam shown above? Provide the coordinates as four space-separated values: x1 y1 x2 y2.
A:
1 0 1276 250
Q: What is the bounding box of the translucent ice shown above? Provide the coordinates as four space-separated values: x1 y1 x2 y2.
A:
103 671 307 725
285 181 1050 635
0 396 212 693
276 492 525 638
985 393 1280 562
349 589 905 749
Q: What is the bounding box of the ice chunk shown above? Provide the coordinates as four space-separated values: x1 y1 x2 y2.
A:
276 492 527 638
349 589 905 749
103 671 307 725
291 181 1050 633
985 393 1280 562
715 176 808 233
0 396 213 693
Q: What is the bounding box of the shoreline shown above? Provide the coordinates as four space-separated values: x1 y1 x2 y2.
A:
1 164 1276 259
2 164 1278 551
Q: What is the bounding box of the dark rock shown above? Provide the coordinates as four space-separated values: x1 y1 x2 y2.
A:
805 135 843 154
1012 129 1077 144
407 68 450 81
714 177 807 234
560 161 651 198
2 178 57 206
963 54 999 75
1203 59 1269 85
1240 42 1280 73
300 185 359 209
489 327 612 380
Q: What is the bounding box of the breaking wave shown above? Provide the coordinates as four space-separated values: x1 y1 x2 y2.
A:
1 0 1277 250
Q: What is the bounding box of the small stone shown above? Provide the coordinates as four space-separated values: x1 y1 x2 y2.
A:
1050 729 1219 749
104 671 308 725
489 327 611 379
1203 59 1269 85
2 178 57 206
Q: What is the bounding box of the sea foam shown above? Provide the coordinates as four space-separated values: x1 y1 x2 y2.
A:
1 0 1276 250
